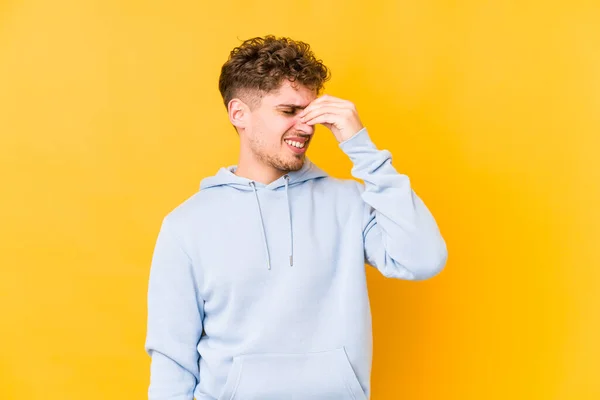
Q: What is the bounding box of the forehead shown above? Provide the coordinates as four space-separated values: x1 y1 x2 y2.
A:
261 80 317 107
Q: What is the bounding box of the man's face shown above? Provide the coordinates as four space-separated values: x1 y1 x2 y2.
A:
241 80 317 173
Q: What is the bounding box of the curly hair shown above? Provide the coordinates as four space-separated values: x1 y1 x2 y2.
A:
218 35 331 109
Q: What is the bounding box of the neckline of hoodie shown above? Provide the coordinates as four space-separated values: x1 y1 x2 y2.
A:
223 160 316 190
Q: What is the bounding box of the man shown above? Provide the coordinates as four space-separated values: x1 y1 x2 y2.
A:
145 35 447 400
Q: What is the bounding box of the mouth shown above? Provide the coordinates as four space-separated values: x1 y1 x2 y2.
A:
284 137 309 154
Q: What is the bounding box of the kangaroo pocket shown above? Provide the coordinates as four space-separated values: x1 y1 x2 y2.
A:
217 347 367 400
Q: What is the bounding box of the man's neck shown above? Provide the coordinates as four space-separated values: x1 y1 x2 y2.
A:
234 160 287 185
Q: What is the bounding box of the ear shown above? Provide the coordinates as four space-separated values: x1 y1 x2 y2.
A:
227 98 250 130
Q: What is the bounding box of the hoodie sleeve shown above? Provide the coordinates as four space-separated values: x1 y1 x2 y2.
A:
339 128 448 280
145 216 203 400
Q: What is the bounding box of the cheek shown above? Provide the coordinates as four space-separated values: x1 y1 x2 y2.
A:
251 114 298 144
281 118 300 134
266 119 297 142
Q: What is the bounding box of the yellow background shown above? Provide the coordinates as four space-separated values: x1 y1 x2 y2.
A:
1 1 599 399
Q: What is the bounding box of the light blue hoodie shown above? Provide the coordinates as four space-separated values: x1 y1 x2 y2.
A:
145 128 447 400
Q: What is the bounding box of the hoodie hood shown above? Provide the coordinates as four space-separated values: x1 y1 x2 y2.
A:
199 158 328 191
199 158 328 270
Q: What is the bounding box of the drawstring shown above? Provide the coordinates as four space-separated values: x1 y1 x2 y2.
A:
250 182 272 270
249 176 294 270
284 175 293 267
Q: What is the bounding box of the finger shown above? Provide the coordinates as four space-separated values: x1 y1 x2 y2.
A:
314 95 352 107
312 94 336 103
301 106 349 124
300 97 353 117
303 113 341 126
300 103 351 121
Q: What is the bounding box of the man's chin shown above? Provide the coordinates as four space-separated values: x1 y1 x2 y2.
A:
287 156 305 171
274 157 304 173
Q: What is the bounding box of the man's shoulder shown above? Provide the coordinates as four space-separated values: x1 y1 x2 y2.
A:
161 189 214 226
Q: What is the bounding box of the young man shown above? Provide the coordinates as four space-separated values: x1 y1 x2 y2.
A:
145 36 447 400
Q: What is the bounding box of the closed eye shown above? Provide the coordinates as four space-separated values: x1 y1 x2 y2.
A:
276 105 306 116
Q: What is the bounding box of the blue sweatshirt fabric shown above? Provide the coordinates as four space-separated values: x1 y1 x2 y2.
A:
145 128 448 400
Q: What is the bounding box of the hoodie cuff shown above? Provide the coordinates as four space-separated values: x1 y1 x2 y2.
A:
338 127 376 154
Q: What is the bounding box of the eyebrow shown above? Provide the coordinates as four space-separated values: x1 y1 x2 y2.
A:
275 104 308 110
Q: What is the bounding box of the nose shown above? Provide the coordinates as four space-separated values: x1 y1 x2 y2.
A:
294 116 315 135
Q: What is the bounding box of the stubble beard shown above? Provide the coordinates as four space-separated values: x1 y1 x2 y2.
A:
251 138 305 173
